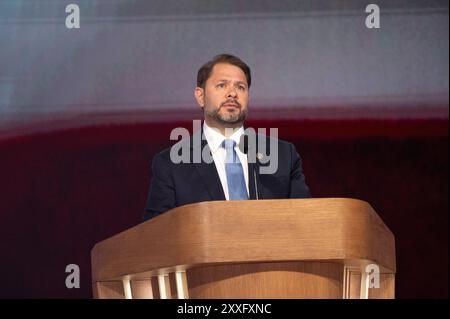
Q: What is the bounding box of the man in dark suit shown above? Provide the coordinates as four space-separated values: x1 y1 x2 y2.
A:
144 54 310 220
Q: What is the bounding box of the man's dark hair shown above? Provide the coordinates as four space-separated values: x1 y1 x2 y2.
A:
197 54 251 89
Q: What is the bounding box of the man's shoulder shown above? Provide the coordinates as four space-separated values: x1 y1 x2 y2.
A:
258 134 291 144
255 133 294 150
153 146 172 159
151 147 172 169
152 133 196 165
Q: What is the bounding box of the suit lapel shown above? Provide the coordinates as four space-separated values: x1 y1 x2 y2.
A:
191 129 226 201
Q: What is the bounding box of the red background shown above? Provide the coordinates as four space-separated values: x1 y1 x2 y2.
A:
0 116 448 298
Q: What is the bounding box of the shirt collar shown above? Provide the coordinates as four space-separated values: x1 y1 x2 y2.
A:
203 121 245 153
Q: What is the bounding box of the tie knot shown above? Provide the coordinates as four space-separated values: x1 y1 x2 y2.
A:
222 139 236 149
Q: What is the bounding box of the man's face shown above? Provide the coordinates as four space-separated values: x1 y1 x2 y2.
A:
195 63 249 126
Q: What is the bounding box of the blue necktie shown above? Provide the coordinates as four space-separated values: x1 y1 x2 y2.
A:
223 139 248 200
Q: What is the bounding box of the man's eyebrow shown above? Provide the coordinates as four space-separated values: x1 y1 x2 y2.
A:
216 79 247 86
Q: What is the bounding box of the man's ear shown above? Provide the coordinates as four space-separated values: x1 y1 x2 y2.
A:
194 87 205 109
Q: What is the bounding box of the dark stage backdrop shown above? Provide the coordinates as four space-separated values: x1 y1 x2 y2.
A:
0 115 447 298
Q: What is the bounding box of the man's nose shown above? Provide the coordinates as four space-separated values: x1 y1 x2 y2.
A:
227 87 237 98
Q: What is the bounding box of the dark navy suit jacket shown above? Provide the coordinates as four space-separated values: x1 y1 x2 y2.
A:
144 129 310 220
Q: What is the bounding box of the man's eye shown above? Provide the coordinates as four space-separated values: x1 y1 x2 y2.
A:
238 86 246 90
217 83 225 88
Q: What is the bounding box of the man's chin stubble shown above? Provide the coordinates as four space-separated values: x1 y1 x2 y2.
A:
212 111 246 125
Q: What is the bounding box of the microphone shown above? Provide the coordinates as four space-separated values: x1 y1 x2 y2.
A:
239 134 260 200
253 167 259 200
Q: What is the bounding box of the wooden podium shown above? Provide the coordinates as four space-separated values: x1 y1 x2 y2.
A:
91 198 395 299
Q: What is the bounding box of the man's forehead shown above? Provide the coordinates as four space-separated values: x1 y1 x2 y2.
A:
209 63 247 82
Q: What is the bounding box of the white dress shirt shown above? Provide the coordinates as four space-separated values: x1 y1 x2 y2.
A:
203 122 249 200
